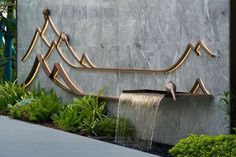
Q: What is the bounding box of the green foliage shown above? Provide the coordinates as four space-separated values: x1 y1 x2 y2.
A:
27 91 62 122
74 95 107 136
95 117 117 137
52 104 82 132
0 0 17 82
220 91 231 115
0 0 16 37
8 90 62 123
0 0 16 12
8 97 33 120
169 134 236 157
52 94 119 137
220 91 236 134
0 81 28 113
6 87 132 138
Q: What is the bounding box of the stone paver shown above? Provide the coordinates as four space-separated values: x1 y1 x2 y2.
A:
0 116 160 157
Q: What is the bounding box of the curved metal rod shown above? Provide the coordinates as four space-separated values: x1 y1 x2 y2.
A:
23 54 119 99
22 8 214 100
43 8 60 36
23 31 216 74
53 63 85 95
22 9 96 68
22 56 41 87
80 53 97 68
42 8 96 68
23 54 85 95
21 26 50 61
74 41 215 74
23 55 212 99
43 33 95 68
39 55 84 95
22 8 216 74
194 41 215 57
190 78 210 95
56 33 96 68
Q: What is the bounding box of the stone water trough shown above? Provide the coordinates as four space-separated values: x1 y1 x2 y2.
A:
108 89 217 146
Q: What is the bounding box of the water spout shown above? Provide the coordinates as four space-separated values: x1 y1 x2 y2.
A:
115 93 164 150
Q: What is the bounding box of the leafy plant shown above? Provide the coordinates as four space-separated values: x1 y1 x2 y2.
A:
27 90 62 122
0 0 17 82
8 99 32 120
220 91 231 116
0 81 28 113
169 134 236 157
220 91 236 134
7 87 132 138
75 95 107 136
8 90 62 123
95 117 117 137
53 92 119 137
52 104 82 132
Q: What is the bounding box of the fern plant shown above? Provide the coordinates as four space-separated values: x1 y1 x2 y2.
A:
220 91 236 134
53 92 118 137
0 81 28 113
95 117 117 137
27 90 62 122
8 90 62 123
8 103 31 120
52 104 82 132
8 93 35 119
76 95 106 135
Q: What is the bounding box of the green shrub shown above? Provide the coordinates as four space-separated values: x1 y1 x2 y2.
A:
8 96 34 120
169 134 236 157
53 95 118 137
8 90 62 123
0 81 28 113
95 117 117 137
52 104 82 132
75 95 107 136
27 91 62 122
220 91 236 134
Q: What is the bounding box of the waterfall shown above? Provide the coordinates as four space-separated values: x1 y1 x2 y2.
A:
115 93 164 150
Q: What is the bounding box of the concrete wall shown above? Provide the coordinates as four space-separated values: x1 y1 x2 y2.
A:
17 0 230 145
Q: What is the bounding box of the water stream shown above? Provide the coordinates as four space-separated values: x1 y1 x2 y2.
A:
115 93 164 150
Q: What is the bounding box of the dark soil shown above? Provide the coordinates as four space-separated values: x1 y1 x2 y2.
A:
92 137 174 157
37 121 174 157
147 142 174 157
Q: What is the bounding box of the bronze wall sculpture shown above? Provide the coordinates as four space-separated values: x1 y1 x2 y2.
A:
21 8 214 99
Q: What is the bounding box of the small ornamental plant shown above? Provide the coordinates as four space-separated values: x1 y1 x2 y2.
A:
169 134 236 157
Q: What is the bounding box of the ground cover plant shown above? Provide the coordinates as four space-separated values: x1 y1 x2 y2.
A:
169 134 236 157
52 95 117 137
0 81 28 114
8 90 62 123
0 83 124 137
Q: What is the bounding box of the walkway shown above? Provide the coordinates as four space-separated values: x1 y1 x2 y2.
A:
0 116 159 157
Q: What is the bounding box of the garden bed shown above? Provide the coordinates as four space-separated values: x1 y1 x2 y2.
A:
43 122 173 157
2 82 235 157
